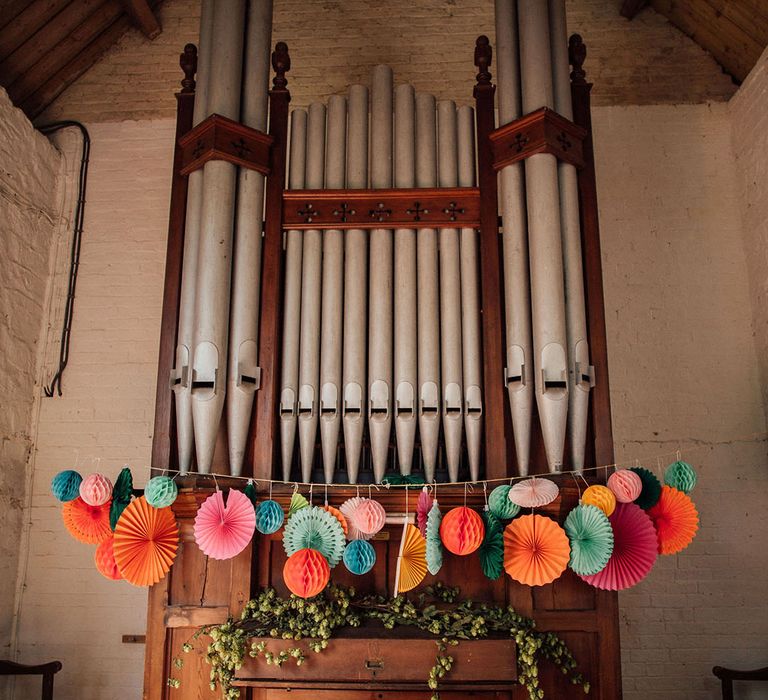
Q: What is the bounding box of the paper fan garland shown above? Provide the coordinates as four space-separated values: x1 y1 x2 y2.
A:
509 478 559 509
288 492 309 518
607 469 642 504
664 461 697 494
564 505 614 576
323 505 349 537
256 500 284 535
95 536 122 580
145 476 177 509
63 497 112 544
51 470 82 502
283 548 330 598
113 496 178 586
479 511 505 580
417 487 432 537
630 467 662 510
343 538 376 575
581 485 616 517
351 498 387 537
340 497 371 541
110 467 134 530
425 501 443 575
647 486 699 555
194 490 256 560
80 473 113 507
580 502 657 591
503 514 570 586
488 485 521 520
394 522 427 594
283 506 346 567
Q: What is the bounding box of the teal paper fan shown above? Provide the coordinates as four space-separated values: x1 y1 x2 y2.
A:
664 461 697 494
479 511 505 580
145 475 177 509
488 485 521 520
283 506 346 567
630 467 662 510
425 501 443 575
288 492 309 518
564 504 614 576
343 538 376 575
51 470 82 502
110 467 135 529
256 499 284 535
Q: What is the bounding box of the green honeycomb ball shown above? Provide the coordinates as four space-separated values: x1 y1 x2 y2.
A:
145 476 178 508
488 485 521 520
664 461 697 495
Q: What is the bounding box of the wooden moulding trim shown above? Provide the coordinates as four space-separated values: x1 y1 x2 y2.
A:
178 113 273 176
282 187 480 230
490 106 587 171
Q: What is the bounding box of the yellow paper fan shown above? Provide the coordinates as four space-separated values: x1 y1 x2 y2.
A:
394 522 427 594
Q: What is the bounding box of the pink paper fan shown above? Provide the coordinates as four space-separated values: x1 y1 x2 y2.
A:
509 478 559 508
194 489 256 560
580 502 657 591
417 488 432 537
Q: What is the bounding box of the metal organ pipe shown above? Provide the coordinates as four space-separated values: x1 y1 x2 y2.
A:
319 95 347 482
173 0 214 474
342 85 369 483
494 0 533 475
415 91 441 483
518 0 569 472
437 100 464 482
227 0 273 476
549 0 593 471
393 84 418 475
280 109 307 479
368 65 394 483
298 102 326 481
191 0 246 473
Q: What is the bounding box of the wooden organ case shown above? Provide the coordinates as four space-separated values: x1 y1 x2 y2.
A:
144 8 622 700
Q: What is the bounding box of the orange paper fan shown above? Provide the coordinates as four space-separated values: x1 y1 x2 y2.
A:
62 497 112 544
504 514 570 586
113 496 178 587
323 505 349 537
394 523 427 594
647 486 699 555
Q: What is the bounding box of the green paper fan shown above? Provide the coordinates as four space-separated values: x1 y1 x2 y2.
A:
283 506 345 567
564 504 614 576
664 461 697 494
425 501 443 575
488 485 521 520
479 511 504 580
288 492 309 518
381 474 426 486
630 467 662 510
110 467 133 531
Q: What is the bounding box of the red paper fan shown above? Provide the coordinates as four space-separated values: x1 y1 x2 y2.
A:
113 496 178 587
95 536 122 580
194 489 256 560
503 514 570 586
647 486 699 555
62 497 112 544
580 503 657 591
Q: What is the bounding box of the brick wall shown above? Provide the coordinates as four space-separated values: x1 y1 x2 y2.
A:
39 0 736 124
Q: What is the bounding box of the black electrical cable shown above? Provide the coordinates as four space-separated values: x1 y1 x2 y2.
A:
37 120 91 397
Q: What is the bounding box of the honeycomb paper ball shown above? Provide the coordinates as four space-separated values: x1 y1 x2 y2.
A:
256 499 285 535
581 485 616 517
94 537 122 581
283 548 330 598
664 461 697 495
145 476 178 509
351 499 387 537
439 507 485 556
51 470 82 502
343 538 376 575
607 469 643 503
79 474 113 506
488 485 521 520
630 467 662 510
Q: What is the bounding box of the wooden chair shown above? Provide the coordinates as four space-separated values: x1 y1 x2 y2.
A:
712 665 768 700
0 660 62 700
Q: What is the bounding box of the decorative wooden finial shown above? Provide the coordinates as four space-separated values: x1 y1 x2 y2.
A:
272 41 290 90
474 35 492 86
179 43 197 93
568 34 587 85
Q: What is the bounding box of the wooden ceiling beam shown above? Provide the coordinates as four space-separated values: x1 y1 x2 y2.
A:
620 0 648 19
0 0 70 63
119 0 161 39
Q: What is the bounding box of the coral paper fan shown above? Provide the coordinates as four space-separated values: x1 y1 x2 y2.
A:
283 548 330 598
439 507 485 556
503 514 570 586
580 502 657 591
509 478 559 509
607 469 643 504
113 496 178 587
323 505 349 537
95 536 122 581
417 487 432 537
194 490 256 560
395 523 427 593
647 486 699 555
63 497 112 544
564 505 614 576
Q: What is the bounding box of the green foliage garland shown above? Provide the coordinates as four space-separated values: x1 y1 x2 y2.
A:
170 584 589 700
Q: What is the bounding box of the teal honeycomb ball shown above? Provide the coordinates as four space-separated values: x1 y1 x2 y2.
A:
256 499 284 535
343 539 376 575
51 470 82 502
